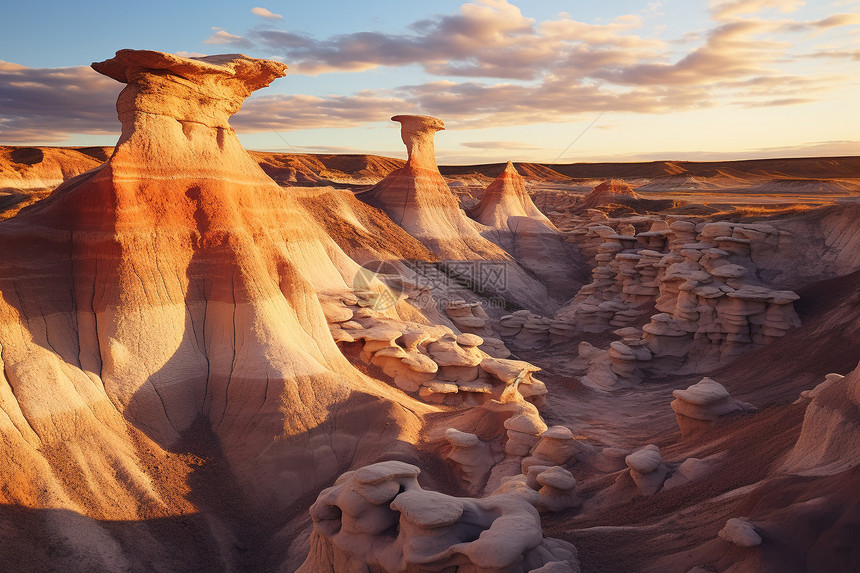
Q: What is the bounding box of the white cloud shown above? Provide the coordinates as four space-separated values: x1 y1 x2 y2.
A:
252 7 283 20
203 30 252 48
2 1 859 144
711 0 805 20
173 51 208 58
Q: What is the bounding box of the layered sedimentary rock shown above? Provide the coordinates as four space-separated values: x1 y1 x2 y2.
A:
472 161 553 228
445 428 498 493
325 293 548 408
298 461 580 572
554 216 802 370
0 50 433 550
575 179 639 212
359 115 497 258
470 162 586 302
671 377 754 435
357 115 560 314
0 146 110 219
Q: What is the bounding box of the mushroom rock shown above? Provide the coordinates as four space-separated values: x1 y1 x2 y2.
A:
671 377 754 435
522 425 578 473
504 409 548 456
445 299 495 337
444 428 498 493
534 466 582 513
555 213 802 369
576 339 650 391
478 357 548 409
718 518 763 547
358 115 487 257
298 461 580 572
0 49 433 526
357 116 558 315
624 445 668 495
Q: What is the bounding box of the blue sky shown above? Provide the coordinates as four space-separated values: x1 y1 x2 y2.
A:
1 0 859 163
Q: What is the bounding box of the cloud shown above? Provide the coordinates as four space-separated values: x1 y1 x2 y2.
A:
711 0 804 20
203 30 253 48
254 1 662 79
0 62 120 143
252 7 283 20
460 141 547 150
173 51 208 58
2 1 859 145
601 139 860 162
232 91 419 131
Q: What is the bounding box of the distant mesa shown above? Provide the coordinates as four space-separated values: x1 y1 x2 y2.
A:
577 179 640 211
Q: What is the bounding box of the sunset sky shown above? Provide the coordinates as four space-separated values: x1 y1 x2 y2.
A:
1 0 859 164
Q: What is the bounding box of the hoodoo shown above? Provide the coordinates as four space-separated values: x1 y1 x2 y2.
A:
358 114 502 258
0 50 428 568
357 115 565 313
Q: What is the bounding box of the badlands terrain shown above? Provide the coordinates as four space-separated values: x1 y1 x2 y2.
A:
1 50 859 572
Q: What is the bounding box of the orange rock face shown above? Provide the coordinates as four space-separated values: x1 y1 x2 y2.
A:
360 115 500 258
358 115 562 313
471 161 553 229
577 179 639 211
0 50 426 540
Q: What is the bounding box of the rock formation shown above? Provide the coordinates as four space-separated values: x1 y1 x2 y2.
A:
718 517 763 547
624 445 668 495
576 179 639 212
357 115 562 314
298 461 580 572
782 362 860 473
553 215 802 371
470 162 587 303
0 146 109 219
325 294 548 408
0 49 431 540
445 428 498 493
471 161 553 228
358 115 497 258
670 377 755 435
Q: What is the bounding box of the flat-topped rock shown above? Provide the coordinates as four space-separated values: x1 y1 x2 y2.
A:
445 428 481 448
541 426 574 440
673 377 730 405
536 466 577 490
718 518 762 547
355 461 421 485
625 445 662 474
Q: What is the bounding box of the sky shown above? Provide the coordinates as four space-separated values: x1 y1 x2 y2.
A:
1 0 859 164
